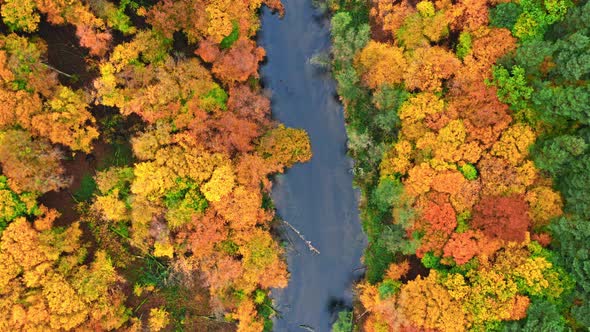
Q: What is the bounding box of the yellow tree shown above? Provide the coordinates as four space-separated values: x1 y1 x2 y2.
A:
356 41 407 89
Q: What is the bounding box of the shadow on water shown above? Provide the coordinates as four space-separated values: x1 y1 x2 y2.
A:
259 1 367 331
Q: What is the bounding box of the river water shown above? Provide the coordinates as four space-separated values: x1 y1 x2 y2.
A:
259 1 366 331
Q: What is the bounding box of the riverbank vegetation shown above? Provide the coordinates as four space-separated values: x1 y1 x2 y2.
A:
0 1 311 331
326 0 590 330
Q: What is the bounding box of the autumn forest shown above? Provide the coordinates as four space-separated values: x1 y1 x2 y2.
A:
0 0 587 331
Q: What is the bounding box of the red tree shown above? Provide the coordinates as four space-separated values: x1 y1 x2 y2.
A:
471 195 531 242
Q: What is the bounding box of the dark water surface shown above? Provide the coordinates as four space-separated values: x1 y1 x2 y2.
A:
259 2 366 331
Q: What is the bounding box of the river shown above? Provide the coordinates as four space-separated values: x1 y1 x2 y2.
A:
258 1 367 331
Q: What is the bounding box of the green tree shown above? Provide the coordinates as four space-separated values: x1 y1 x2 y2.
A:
332 310 353 332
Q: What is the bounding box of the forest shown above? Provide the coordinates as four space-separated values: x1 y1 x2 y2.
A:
1 0 589 331
324 0 590 330
0 0 313 331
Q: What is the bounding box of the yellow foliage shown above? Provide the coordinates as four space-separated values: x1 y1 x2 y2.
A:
257 124 312 170
94 190 129 222
491 123 536 166
442 273 469 300
358 281 381 312
399 92 445 125
131 124 174 161
238 229 288 291
357 41 407 89
516 161 539 190
512 257 552 295
153 241 175 259
234 299 264 332
155 144 226 185
417 1 436 17
381 140 415 176
149 307 170 331
1 0 40 33
464 269 519 324
433 120 467 162
400 120 432 142
32 86 98 153
525 186 563 227
201 164 236 202
131 162 176 201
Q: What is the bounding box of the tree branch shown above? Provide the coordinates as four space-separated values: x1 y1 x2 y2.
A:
282 220 320 255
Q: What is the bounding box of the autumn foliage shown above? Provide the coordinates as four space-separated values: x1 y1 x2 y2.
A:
0 0 310 331
332 0 578 329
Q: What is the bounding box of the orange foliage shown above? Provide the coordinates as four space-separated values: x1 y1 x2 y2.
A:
370 0 416 39
422 194 457 234
386 260 411 280
257 124 312 171
0 130 70 194
396 271 468 331
212 38 266 84
431 171 467 195
443 230 501 265
404 46 461 92
196 38 221 63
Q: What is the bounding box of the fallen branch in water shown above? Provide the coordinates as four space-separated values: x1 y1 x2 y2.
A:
299 325 315 332
282 220 320 255
42 62 73 78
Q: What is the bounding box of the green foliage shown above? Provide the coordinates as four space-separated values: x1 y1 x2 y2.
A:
372 86 409 141
220 21 240 49
331 12 370 66
382 224 417 255
455 211 471 233
102 142 134 169
0 175 39 232
332 310 354 332
261 192 274 211
164 178 208 229
448 257 479 275
512 0 573 40
555 154 590 218
217 240 240 256
253 290 275 332
551 216 590 289
532 134 587 176
492 65 534 111
335 66 362 102
372 177 402 214
490 2 523 30
74 174 98 202
456 32 472 60
111 222 130 239
459 164 478 180
553 31 590 81
421 252 442 270
503 298 567 331
200 85 228 111
362 177 409 282
136 255 171 288
533 85 590 126
107 1 136 34
378 279 402 299
550 216 590 326
363 228 395 283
